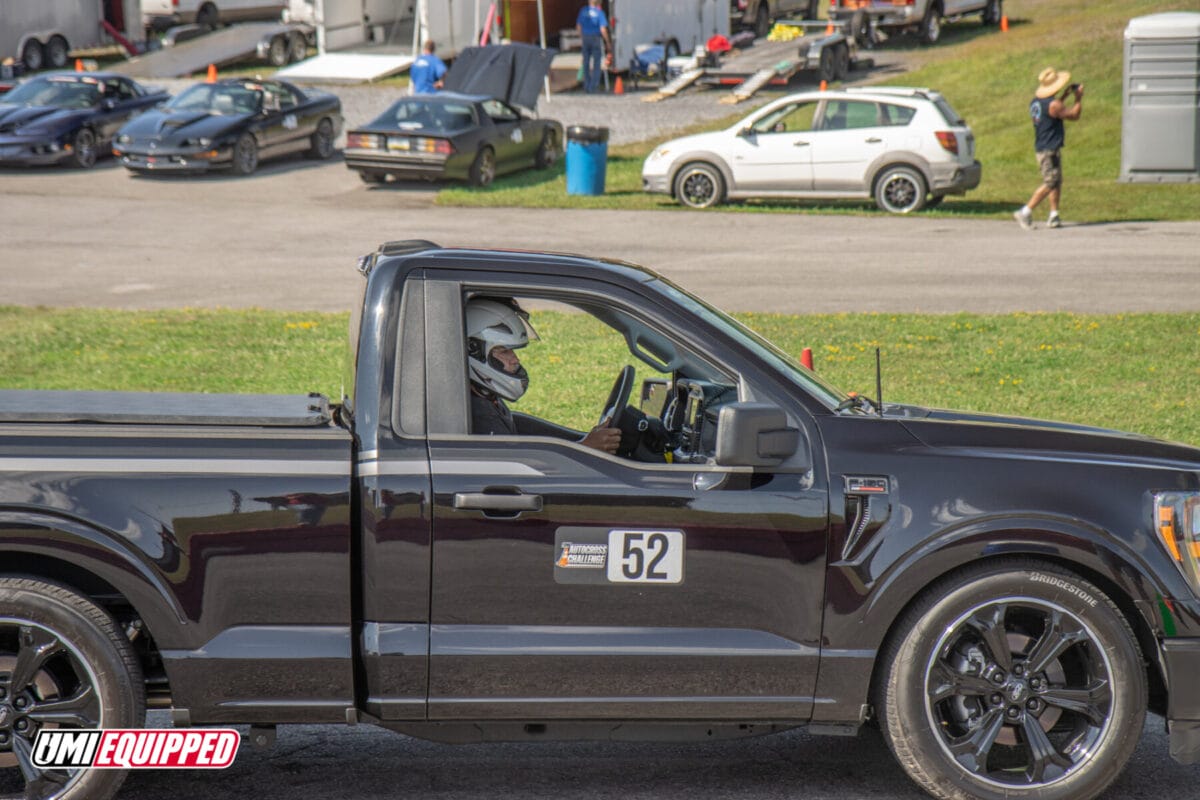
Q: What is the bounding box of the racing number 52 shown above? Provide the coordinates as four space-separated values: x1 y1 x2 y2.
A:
607 530 684 584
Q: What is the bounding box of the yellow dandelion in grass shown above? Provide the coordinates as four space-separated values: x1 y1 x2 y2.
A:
548 355 563 364
285 321 319 331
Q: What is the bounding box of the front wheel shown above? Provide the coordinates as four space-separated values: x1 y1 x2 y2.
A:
0 577 145 800
877 562 1145 800
231 133 258 175
534 129 558 169
674 162 725 209
874 165 927 213
68 128 97 169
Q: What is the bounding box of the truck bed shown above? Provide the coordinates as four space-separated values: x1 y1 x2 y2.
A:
0 390 331 426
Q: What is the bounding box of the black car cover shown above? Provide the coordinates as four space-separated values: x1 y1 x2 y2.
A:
443 43 556 110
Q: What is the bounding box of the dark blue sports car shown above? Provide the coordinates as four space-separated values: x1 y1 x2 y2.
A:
0 72 168 169
113 78 343 176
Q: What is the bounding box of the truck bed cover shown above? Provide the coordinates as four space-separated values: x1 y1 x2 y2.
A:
0 390 331 426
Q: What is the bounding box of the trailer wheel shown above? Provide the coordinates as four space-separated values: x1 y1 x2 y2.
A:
20 39 45 72
288 33 308 63
0 576 145 800
919 2 942 44
850 11 872 48
834 43 850 80
819 47 837 83
46 36 70 70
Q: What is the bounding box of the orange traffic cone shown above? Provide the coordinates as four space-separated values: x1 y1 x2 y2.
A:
75 59 84 72
819 79 828 91
206 63 217 82
613 75 624 95
801 347 814 370
1001 15 1009 32
825 23 834 35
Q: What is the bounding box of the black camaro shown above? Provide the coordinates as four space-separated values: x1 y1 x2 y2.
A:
113 78 343 176
0 72 168 169
343 92 562 187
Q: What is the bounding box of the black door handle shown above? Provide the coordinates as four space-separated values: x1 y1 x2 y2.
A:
453 492 543 513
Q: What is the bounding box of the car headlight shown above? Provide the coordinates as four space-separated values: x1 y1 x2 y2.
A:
648 147 670 161
116 134 131 144
1155 491 1200 591
181 137 213 148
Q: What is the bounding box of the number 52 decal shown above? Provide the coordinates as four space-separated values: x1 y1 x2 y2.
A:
607 530 684 584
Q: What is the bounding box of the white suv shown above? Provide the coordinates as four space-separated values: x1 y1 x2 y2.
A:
641 87 981 213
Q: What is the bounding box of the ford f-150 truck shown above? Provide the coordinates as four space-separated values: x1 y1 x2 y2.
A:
2 241 1200 800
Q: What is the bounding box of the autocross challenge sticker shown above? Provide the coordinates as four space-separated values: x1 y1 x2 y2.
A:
554 527 684 585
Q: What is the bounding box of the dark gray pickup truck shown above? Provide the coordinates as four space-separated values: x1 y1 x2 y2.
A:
2 241 1199 800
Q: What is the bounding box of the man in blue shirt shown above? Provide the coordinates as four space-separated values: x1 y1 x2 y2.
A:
410 40 447 95
576 0 610 94
1013 67 1083 230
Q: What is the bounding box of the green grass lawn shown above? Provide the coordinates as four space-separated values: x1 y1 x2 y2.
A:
438 0 1200 221
4 307 1197 445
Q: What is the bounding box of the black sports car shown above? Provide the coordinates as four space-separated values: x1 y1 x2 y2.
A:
0 72 168 169
344 93 562 187
113 78 343 175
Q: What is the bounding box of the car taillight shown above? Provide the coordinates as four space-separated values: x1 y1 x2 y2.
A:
346 132 380 149
935 131 958 154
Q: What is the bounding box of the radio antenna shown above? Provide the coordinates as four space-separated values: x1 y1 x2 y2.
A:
875 348 884 417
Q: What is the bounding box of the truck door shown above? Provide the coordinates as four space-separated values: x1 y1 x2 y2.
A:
422 274 829 723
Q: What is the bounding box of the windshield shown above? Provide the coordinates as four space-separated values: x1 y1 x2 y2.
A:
370 99 475 132
649 277 849 410
167 84 261 115
3 78 100 109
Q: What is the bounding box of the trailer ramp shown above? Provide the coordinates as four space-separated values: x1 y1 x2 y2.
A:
112 23 305 79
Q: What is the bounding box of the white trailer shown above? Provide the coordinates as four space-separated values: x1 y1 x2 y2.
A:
1 0 116 71
607 0 728 72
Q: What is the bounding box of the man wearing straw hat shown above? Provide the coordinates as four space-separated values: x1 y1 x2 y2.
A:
1014 68 1084 230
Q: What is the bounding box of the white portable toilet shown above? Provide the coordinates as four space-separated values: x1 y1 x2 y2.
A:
1120 12 1200 183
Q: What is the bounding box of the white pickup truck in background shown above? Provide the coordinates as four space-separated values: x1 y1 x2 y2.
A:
829 0 1003 45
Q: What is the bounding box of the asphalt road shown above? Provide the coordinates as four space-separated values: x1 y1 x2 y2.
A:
2 159 1199 314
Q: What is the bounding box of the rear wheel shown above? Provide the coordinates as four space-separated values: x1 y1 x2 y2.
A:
982 0 1002 26
874 165 927 213
68 129 97 169
849 10 872 48
674 162 725 209
920 2 942 44
877 562 1145 800
754 4 771 39
45 37 70 70
231 133 258 175
20 40 44 72
288 33 308 63
819 47 837 83
834 43 850 80
196 3 219 31
358 170 386 184
307 118 335 159
267 35 288 67
469 147 496 187
0 577 145 800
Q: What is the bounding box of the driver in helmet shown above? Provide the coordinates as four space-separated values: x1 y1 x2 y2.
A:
467 297 622 453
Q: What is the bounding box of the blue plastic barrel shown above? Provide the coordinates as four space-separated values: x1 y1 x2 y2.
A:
565 125 609 196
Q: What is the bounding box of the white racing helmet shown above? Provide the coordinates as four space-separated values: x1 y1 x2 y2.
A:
465 298 536 401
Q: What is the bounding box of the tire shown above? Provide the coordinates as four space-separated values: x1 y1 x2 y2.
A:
818 47 837 83
267 35 288 67
876 561 1145 800
925 194 946 208
68 128 97 169
754 3 771 39
534 129 558 169
288 33 308 63
469 146 495 187
20 39 44 72
307 117 335 159
920 2 942 44
196 3 219 31
805 1 820 21
0 576 145 800
674 162 724 209
982 0 1002 26
850 11 872 48
45 36 70 70
833 43 850 81
874 165 927 213
358 170 386 184
231 133 258 175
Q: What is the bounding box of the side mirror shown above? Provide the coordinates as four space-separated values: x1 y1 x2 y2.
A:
738 126 753 138
639 378 670 418
714 402 804 469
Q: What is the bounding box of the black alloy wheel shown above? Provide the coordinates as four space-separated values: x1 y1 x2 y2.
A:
307 118 335 159
0 578 144 800
231 133 259 175
674 162 724 209
873 165 927 213
469 147 496 187
534 130 558 169
878 562 1145 800
69 129 97 170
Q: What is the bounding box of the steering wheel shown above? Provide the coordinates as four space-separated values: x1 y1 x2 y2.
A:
599 365 635 427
